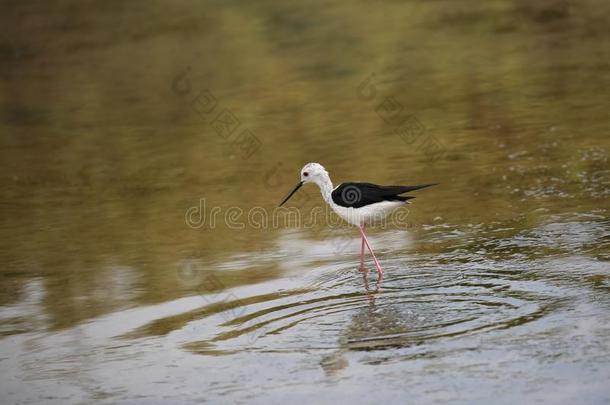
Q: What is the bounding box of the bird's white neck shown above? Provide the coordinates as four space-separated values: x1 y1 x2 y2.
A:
315 173 334 205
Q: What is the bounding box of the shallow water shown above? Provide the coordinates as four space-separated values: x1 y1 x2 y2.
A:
1 0 610 404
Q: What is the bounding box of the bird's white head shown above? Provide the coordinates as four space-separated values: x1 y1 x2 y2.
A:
279 162 331 207
300 162 328 185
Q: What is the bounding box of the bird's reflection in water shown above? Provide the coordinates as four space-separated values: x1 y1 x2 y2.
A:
361 269 383 308
320 268 384 378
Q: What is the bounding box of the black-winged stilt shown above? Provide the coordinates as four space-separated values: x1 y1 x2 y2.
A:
279 163 436 276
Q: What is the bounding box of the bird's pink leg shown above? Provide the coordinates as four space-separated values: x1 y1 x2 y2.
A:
358 226 384 276
359 225 366 271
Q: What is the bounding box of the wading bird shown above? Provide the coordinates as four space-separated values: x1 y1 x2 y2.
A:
279 163 436 277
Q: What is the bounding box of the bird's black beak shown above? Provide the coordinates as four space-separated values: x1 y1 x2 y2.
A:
279 181 304 207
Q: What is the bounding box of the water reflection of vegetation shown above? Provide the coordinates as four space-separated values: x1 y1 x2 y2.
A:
0 0 608 334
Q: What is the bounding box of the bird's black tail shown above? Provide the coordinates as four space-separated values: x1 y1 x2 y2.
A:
386 183 436 202
394 183 437 194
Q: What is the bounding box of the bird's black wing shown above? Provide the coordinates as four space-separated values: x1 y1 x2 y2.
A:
331 182 436 208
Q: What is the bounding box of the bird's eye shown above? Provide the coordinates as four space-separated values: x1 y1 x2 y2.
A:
303 172 309 177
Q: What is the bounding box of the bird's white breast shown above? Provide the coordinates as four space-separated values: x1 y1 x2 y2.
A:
330 200 406 226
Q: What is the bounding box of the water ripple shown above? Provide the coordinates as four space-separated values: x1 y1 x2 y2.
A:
179 259 564 355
